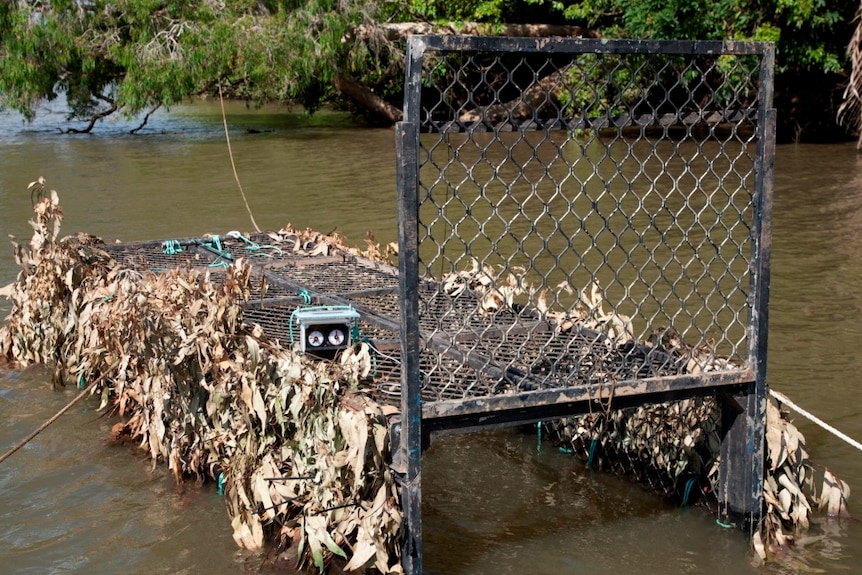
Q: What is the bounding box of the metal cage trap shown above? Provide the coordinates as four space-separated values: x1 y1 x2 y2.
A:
394 36 775 575
95 36 775 575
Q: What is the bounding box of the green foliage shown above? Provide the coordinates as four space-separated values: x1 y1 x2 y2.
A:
405 0 853 77
558 0 852 75
0 0 375 121
558 53 642 121
0 0 856 127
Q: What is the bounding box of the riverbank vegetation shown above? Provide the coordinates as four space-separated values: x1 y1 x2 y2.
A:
0 0 858 140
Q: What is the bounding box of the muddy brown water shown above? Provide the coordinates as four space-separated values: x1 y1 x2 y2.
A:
1 101 862 574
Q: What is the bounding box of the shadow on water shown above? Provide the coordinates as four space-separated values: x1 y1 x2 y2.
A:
2 101 862 573
421 429 761 575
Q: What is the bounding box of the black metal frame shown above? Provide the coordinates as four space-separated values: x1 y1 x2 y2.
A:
396 36 775 575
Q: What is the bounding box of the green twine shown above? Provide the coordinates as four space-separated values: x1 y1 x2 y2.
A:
558 446 573 454
162 233 284 269
162 240 183 255
217 472 225 496
682 477 697 507
229 232 284 257
199 235 233 268
715 519 733 529
360 336 378 377
78 375 86 389
536 421 542 453
587 438 598 469
298 289 312 305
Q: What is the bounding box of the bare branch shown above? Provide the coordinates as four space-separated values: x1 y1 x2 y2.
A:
64 95 118 134
130 104 161 134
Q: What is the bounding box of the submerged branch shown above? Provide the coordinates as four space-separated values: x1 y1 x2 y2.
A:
130 104 161 134
64 94 118 134
0 373 105 465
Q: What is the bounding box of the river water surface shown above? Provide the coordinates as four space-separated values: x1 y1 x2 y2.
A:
1 102 861 574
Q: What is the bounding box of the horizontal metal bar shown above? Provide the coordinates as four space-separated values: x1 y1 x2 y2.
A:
423 383 750 437
411 35 772 56
422 369 756 432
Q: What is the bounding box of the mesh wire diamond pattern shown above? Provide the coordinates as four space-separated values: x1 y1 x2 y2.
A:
411 46 764 403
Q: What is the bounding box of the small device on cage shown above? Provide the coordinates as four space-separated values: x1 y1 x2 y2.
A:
292 306 360 358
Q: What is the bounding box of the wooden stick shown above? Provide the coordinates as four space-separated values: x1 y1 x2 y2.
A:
0 372 107 464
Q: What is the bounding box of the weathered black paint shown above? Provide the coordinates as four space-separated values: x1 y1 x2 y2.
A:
396 36 776 575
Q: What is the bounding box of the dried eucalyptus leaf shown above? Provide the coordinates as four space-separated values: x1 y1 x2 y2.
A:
765 401 783 470
752 531 766 562
252 385 267 429
2 187 407 573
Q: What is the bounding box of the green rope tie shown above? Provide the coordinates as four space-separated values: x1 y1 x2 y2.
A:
298 289 312 305
228 231 284 257
682 477 697 507
361 336 378 377
200 235 233 267
536 421 543 453
162 240 183 255
587 438 598 469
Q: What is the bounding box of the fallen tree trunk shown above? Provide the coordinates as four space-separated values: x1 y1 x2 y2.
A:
459 64 573 124
338 22 599 125
333 71 403 124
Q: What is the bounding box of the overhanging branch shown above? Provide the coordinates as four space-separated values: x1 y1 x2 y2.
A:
64 94 118 134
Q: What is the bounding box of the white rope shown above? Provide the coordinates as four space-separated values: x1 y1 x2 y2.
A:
769 388 862 453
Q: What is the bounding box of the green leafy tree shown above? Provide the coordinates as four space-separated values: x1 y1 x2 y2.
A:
0 0 381 130
0 0 858 138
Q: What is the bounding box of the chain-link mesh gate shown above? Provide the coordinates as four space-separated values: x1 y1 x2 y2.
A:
396 36 774 574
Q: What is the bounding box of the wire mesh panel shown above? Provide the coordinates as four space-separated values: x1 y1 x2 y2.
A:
398 37 774 427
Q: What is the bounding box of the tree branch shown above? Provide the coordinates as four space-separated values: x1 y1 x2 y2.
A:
459 65 573 124
333 71 403 124
64 94 118 134
129 104 161 134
